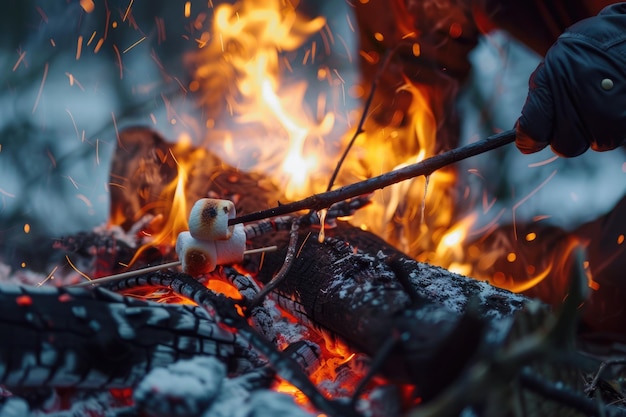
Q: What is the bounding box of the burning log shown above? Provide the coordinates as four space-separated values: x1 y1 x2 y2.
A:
0 283 260 391
11 126 622 417
244 220 528 400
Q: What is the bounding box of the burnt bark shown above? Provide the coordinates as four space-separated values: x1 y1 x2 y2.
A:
246 221 530 399
0 284 257 390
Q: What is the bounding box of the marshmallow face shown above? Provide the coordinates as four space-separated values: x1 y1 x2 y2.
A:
176 231 217 276
188 199 236 241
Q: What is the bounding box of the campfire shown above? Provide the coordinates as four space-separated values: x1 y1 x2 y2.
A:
2 1 626 416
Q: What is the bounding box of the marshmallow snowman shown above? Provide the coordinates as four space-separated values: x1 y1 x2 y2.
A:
176 198 246 276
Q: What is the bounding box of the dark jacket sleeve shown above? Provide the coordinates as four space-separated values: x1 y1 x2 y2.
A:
514 3 626 156
472 0 620 55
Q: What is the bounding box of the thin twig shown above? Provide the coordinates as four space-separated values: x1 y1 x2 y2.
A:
247 218 301 310
586 359 626 396
520 369 626 417
229 129 515 226
325 48 396 192
71 246 278 288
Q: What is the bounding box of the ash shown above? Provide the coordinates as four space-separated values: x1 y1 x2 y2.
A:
134 357 314 417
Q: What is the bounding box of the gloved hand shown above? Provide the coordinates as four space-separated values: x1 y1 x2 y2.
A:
515 3 626 156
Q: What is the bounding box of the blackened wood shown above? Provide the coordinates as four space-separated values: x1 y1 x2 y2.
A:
102 271 360 417
0 283 256 390
249 222 529 399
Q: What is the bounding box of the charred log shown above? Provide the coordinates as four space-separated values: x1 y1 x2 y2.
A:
0 283 258 391
245 221 529 400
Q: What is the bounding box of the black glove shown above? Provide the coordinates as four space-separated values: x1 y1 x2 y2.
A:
515 3 626 156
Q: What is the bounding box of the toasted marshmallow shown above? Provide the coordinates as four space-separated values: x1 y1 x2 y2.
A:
214 223 246 265
176 231 217 276
188 198 236 241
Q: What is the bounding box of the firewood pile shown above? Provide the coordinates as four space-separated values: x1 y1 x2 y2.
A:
1 127 626 417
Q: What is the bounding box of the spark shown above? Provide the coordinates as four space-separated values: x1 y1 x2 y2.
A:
65 255 92 282
111 112 124 150
65 72 86 90
412 43 421 57
35 6 48 23
512 170 557 240
336 34 352 63
332 69 345 84
79 0 95 13
94 38 104 53
184 1 191 17
482 190 496 213
155 17 166 43
282 56 294 73
66 109 80 142
23 224 30 234
65 175 79 189
87 31 97 45
37 265 58 287
528 155 559 168
345 13 355 32
0 189 15 198
76 194 93 210
122 0 134 22
324 24 335 45
12 51 26 71
467 168 484 179
104 7 111 40
359 50 376 64
76 35 83 60
320 28 330 55
150 50 166 71
173 77 187 93
46 149 56 168
122 36 146 53
32 62 48 114
112 44 123 78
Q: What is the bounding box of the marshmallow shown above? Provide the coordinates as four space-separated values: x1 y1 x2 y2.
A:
176 231 218 276
176 225 247 276
188 199 236 241
214 223 246 265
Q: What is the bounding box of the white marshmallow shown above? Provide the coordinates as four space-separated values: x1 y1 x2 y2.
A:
214 223 246 265
176 231 218 276
188 198 236 241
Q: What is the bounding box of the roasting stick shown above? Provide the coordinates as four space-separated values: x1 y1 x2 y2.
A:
229 129 516 225
71 245 277 288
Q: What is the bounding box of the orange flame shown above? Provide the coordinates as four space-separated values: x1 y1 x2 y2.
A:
126 133 205 265
192 0 334 199
110 0 588 408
